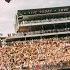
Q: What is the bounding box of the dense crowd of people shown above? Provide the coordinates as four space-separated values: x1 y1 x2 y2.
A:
0 37 70 70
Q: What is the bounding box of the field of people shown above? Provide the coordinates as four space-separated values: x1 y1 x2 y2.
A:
0 37 70 70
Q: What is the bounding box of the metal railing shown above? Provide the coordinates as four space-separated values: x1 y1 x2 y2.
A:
16 28 70 36
21 17 70 24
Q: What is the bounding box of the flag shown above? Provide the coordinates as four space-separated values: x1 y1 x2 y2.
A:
5 0 11 3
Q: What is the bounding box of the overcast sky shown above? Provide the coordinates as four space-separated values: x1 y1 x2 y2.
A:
0 0 70 36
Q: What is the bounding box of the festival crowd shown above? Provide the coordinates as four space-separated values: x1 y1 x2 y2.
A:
0 37 70 70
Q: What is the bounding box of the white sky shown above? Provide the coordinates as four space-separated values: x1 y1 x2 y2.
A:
0 0 70 36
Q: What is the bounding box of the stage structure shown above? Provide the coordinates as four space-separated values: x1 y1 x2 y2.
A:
6 6 70 42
